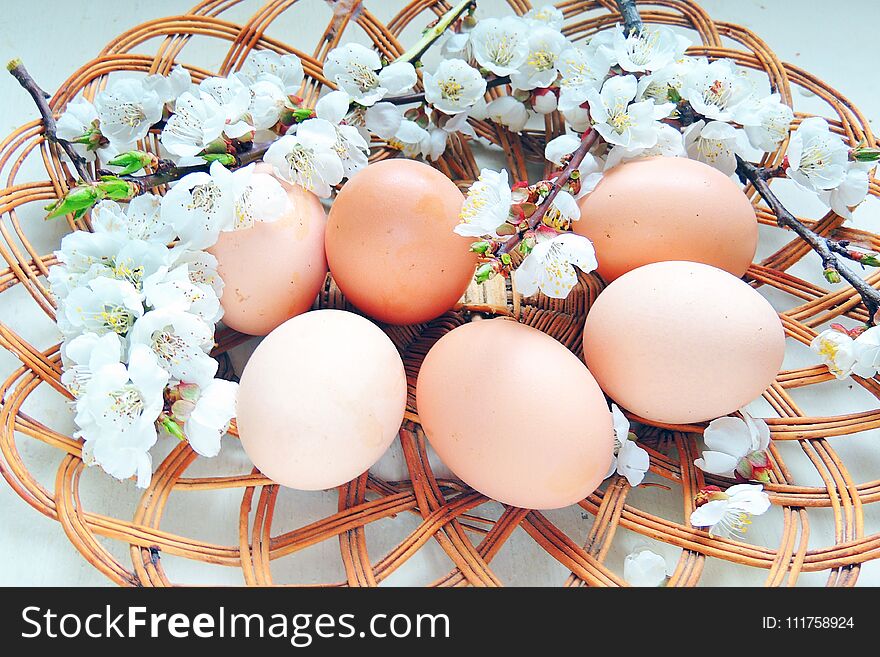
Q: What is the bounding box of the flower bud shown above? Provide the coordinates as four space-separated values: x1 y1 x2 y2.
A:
736 449 772 483
201 153 237 166
852 146 880 162
823 267 842 284
97 176 139 201
107 150 157 175
160 415 186 441
44 184 102 219
469 240 491 254
531 88 558 114
474 261 497 284
694 485 726 508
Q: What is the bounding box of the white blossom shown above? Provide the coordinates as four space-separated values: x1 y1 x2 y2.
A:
315 90 370 176
161 165 234 249
62 276 143 337
471 16 529 77
637 59 693 104
60 331 124 397
556 45 613 112
183 378 238 457
610 25 690 73
485 95 529 132
161 91 227 158
144 66 192 106
92 195 175 244
94 77 164 148
364 102 403 140
683 119 748 176
512 27 571 92
820 162 871 219
785 117 850 192
210 162 290 230
810 326 880 379
324 44 415 106
561 105 591 132
455 168 512 237
523 5 564 30
689 483 771 537
423 58 487 115
198 76 253 138
736 93 794 152
74 343 167 437
238 50 305 95
247 79 287 131
624 548 668 586
605 404 649 487
128 308 218 387
605 122 685 170
694 409 771 478
680 58 752 122
143 265 221 323
585 75 674 149
264 118 344 197
387 119 430 158
514 232 597 298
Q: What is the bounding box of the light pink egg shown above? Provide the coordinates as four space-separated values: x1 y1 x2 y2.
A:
208 170 327 336
237 309 407 490
416 318 613 509
583 261 785 424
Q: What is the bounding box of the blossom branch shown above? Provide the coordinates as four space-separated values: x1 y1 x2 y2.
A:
395 0 476 65
8 59 93 183
736 155 880 322
495 128 599 258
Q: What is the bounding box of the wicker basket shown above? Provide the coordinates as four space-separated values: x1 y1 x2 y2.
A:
1 0 878 587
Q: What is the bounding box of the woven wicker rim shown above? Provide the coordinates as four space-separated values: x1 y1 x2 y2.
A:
1 0 879 586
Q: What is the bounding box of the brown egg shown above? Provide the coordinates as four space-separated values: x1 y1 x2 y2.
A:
209 172 327 336
574 156 758 282
582 261 785 425
237 310 407 490
417 318 613 510
325 159 476 325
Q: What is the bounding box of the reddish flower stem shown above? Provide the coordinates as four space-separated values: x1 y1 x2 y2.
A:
495 128 599 258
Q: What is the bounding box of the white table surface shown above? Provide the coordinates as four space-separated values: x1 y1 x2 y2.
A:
1 0 879 586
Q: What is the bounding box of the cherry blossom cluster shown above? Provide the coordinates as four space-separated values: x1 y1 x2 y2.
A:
50 160 290 487
454 15 874 298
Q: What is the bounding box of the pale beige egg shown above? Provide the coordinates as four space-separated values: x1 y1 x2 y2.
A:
236 309 407 490
416 318 614 510
208 170 327 336
325 159 476 325
574 156 758 282
582 261 785 425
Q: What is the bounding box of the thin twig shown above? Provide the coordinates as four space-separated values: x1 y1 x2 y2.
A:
736 155 880 323
395 0 475 65
8 59 93 183
496 128 599 257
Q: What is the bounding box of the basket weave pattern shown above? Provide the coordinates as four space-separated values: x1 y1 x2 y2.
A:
1 0 879 586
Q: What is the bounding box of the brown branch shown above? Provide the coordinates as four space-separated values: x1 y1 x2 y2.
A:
615 0 644 36
495 128 599 258
736 155 880 323
8 59 93 183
